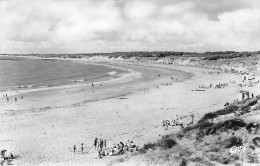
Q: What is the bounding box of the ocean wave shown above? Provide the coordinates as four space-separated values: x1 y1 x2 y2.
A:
39 85 49 88
17 85 26 88
71 79 84 82
4 88 11 91
106 71 117 75
17 85 34 88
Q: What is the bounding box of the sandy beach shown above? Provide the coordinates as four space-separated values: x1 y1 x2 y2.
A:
1 58 258 166
1 0 260 164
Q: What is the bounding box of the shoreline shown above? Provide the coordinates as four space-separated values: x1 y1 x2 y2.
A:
0 58 192 113
0 58 139 96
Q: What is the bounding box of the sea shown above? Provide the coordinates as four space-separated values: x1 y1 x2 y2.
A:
0 55 124 92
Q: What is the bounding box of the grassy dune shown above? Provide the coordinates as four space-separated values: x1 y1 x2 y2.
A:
128 96 260 165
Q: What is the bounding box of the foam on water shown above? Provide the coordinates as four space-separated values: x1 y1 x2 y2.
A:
106 71 117 75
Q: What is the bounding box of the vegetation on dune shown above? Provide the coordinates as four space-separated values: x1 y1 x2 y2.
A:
137 97 260 165
142 142 157 151
198 105 239 123
198 97 258 123
142 135 177 151
7 50 260 59
157 135 177 149
202 51 252 60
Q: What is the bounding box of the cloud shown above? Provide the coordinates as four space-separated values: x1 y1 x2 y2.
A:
123 1 157 18
193 0 252 20
0 0 259 53
160 2 194 16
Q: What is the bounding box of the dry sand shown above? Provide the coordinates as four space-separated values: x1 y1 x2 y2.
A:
0 59 259 166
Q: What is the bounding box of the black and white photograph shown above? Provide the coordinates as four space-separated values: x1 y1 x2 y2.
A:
0 0 260 165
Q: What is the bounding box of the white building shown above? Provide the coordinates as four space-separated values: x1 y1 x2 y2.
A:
241 72 249 82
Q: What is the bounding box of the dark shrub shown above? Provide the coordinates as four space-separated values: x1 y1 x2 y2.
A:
222 158 230 164
199 119 246 137
246 122 259 133
219 119 247 130
225 136 243 148
198 105 239 123
248 100 258 106
215 105 239 116
198 121 214 130
198 112 217 123
143 142 157 150
179 158 187 166
158 135 177 149
183 121 213 134
252 137 260 147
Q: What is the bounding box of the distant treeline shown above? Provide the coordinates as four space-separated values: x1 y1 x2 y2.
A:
4 51 260 60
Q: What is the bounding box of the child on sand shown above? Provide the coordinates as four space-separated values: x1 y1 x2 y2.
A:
98 151 102 159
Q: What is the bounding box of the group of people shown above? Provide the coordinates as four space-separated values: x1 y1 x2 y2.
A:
198 81 233 90
198 83 213 89
72 140 105 154
97 140 138 159
226 92 255 106
73 143 85 153
238 80 260 87
71 138 139 159
162 114 194 130
94 138 107 151
2 93 23 104
224 102 230 106
215 82 229 89
0 150 14 165
203 71 221 75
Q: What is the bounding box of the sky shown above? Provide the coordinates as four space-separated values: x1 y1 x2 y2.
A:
0 0 260 54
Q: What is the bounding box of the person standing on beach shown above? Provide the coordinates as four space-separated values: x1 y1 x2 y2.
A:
97 140 100 151
94 138 98 150
73 145 76 153
100 139 103 151
81 143 84 153
190 114 194 124
104 139 106 150
15 97 17 102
